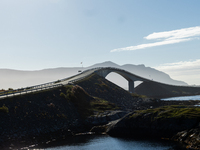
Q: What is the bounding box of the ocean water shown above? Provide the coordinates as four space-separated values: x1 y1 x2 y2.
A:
162 95 200 101
30 135 180 150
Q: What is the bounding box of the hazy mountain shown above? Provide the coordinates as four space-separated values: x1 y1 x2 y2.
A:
0 61 187 90
0 68 82 90
87 61 120 68
120 64 186 85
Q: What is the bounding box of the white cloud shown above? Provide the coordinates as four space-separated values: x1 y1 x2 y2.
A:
145 26 200 40
155 59 200 71
154 59 200 85
111 26 200 52
111 38 191 52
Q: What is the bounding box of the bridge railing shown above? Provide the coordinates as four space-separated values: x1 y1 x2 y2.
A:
0 67 99 99
0 84 63 99
59 67 99 82
68 76 87 84
0 68 96 99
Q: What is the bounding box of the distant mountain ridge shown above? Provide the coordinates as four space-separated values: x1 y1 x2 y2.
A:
0 61 187 89
87 61 187 87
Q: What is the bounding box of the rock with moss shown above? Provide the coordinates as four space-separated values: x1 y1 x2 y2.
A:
107 105 200 139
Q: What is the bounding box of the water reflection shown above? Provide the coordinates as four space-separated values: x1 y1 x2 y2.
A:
31 134 101 149
29 135 183 150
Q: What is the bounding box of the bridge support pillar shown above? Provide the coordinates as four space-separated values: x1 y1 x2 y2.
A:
128 80 134 93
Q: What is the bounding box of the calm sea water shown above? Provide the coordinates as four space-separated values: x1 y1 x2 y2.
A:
30 135 180 150
162 95 200 101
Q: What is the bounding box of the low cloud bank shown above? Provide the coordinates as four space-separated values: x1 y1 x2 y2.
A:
154 59 200 85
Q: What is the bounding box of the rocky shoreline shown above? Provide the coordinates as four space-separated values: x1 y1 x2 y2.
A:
1 104 200 150
105 109 200 150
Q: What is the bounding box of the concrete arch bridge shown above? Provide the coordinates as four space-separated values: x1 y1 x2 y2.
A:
94 67 151 93
92 67 200 98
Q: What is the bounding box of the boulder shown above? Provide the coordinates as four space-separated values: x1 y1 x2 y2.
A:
172 126 200 149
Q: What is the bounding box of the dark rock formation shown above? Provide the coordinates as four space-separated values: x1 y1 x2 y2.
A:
0 86 89 149
172 125 200 149
107 112 199 138
135 81 200 98
75 74 145 110
86 110 129 126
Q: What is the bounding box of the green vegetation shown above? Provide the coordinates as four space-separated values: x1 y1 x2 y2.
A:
75 74 93 83
0 105 9 114
60 92 66 99
75 74 108 87
130 105 200 120
131 93 147 99
172 91 179 94
66 85 76 100
91 97 119 112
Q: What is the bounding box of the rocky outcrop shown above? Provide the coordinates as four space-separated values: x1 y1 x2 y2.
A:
172 126 200 149
75 74 143 110
105 105 200 149
86 110 129 135
86 110 129 126
107 112 198 138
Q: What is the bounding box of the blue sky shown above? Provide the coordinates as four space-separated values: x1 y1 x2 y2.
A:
0 0 200 85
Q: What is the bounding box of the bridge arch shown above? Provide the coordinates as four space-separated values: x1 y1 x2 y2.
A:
95 68 147 93
105 71 134 92
106 72 129 90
